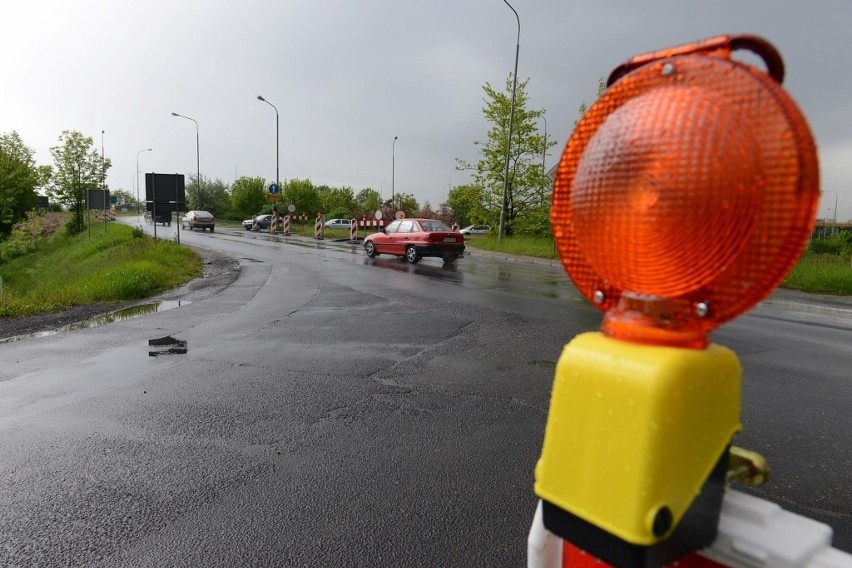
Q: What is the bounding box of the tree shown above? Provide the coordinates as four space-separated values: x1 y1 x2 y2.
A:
230 176 267 218
576 77 607 125
49 130 111 234
394 192 419 218
283 178 320 218
418 201 436 220
0 131 44 237
186 174 230 216
111 189 136 209
456 75 557 236
446 183 487 228
355 188 381 218
318 185 356 218
433 203 456 226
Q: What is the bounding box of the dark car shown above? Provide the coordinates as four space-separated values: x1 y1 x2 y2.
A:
242 214 276 230
363 218 465 264
181 210 215 232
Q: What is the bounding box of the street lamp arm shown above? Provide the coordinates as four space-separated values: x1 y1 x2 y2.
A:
257 95 280 187
502 0 520 43
172 111 201 208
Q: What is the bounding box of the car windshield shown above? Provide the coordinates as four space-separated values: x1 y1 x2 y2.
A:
419 220 451 232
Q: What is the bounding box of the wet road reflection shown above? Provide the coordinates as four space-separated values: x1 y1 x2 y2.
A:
361 251 585 303
128 217 591 313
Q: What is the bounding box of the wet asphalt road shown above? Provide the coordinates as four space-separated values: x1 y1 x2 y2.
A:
0 218 849 566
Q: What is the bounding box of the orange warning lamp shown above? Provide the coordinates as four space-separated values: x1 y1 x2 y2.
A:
535 36 821 567
552 35 819 349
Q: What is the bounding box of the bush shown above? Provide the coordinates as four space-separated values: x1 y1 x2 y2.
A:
0 212 66 262
809 233 852 259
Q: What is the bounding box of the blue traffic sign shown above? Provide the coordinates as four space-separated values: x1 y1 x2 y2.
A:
268 183 280 194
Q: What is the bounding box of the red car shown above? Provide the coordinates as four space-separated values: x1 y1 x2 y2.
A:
364 218 465 264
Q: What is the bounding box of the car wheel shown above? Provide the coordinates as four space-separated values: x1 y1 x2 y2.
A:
188 224 193 231
210 227 214 233
406 246 420 264
364 241 377 258
442 253 457 265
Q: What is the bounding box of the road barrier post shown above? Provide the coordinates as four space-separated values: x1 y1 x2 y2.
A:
314 214 323 240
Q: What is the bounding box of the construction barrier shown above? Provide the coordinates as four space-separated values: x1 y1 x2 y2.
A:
349 219 358 241
528 491 852 567
270 212 278 233
357 219 386 228
283 214 291 235
314 215 323 240
452 223 459 232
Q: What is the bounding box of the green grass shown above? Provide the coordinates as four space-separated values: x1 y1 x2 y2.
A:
0 222 202 318
782 252 852 295
464 233 559 260
470 234 852 296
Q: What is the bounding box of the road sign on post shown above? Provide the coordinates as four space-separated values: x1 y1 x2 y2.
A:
530 35 839 568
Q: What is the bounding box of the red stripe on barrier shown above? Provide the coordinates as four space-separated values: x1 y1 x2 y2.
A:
561 542 727 567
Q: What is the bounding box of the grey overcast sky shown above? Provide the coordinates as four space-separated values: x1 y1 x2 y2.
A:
2 1 851 220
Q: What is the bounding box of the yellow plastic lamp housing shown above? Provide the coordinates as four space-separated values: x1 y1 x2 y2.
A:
534 332 742 546
551 35 819 349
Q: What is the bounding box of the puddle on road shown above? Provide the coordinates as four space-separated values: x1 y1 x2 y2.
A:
0 300 190 345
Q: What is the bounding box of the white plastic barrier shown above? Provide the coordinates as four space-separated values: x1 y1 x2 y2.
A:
528 490 852 568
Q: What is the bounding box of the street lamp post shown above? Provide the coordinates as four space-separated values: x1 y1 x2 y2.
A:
101 130 106 233
101 131 105 192
498 0 520 242
171 112 200 209
257 95 279 188
541 116 548 207
824 190 839 236
136 148 152 215
392 136 398 212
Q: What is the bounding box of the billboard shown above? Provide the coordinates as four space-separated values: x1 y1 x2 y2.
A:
87 189 110 210
145 173 185 213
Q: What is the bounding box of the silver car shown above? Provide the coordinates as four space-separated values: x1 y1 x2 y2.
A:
459 224 490 236
181 210 216 232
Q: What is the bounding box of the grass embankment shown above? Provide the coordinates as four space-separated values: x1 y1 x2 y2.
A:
464 234 559 260
468 233 852 295
782 252 852 295
0 217 202 318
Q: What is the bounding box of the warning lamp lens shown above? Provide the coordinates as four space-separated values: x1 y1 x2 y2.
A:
572 86 763 298
552 44 819 348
